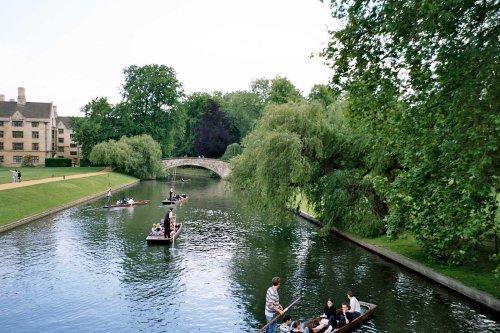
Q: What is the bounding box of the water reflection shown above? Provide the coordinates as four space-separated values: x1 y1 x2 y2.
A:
0 178 498 332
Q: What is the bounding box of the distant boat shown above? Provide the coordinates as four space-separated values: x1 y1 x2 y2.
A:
163 168 189 205
178 178 191 182
305 301 376 333
103 200 150 208
161 194 188 205
146 223 182 244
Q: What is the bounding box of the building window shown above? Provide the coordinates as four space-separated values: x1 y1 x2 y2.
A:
70 143 77 148
12 143 23 150
32 156 39 163
32 131 39 139
32 143 39 151
0 156 3 163
58 138 64 143
12 131 24 138
12 121 23 127
70 134 74 139
58 128 64 134
13 156 22 163
0 142 3 150
0 131 3 138
58 146 64 152
70 151 77 156
0 121 3 126
32 122 39 127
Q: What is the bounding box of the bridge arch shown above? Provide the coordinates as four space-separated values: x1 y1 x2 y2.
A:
161 158 230 179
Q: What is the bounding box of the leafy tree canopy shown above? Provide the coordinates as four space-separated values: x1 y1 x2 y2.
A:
89 134 164 179
324 0 500 263
194 99 235 158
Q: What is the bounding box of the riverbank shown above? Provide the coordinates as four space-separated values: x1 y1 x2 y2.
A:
298 211 500 314
0 172 139 232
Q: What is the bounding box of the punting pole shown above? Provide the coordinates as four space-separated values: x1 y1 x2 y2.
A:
257 296 301 333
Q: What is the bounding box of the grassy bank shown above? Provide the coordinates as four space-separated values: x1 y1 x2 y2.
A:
0 167 105 184
297 200 499 299
0 172 137 226
365 234 499 299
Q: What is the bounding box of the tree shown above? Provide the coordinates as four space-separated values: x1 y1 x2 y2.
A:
194 99 235 158
70 97 117 159
268 76 303 104
175 92 213 157
89 134 163 179
324 0 500 263
229 102 384 233
308 84 335 109
119 64 184 156
220 91 265 142
221 143 242 161
250 78 271 104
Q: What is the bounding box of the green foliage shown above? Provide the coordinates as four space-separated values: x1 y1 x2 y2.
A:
72 65 185 159
89 134 163 179
45 158 72 167
220 91 265 142
268 76 304 104
325 0 500 264
229 101 385 230
175 92 214 157
120 64 184 155
308 84 335 109
221 143 242 161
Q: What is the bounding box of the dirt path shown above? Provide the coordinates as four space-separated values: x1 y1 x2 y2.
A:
0 170 112 191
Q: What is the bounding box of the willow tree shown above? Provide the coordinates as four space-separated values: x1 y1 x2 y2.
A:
229 102 384 234
324 0 500 263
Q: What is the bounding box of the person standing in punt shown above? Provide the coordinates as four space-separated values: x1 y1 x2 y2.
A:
164 207 174 238
265 276 284 333
105 188 112 207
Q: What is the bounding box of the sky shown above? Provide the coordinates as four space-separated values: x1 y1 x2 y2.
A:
0 0 336 116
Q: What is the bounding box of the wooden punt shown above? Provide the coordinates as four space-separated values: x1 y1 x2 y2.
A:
161 195 188 205
305 301 376 333
103 199 150 208
146 223 182 244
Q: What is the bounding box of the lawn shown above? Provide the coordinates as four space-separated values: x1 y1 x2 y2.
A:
0 172 137 226
0 167 105 184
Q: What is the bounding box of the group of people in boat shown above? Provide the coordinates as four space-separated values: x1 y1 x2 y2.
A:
116 197 135 205
149 208 179 238
278 291 361 333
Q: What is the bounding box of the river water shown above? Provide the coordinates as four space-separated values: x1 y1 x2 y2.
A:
0 178 499 333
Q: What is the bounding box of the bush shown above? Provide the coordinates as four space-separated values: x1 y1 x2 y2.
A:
45 158 72 167
22 155 37 167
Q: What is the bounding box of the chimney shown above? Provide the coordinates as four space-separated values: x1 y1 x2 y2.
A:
0 94 4 102
52 105 58 117
17 87 26 105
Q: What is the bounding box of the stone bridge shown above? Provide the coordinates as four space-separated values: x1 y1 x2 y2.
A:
161 158 231 179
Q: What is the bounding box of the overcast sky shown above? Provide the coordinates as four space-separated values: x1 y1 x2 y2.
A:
0 0 336 116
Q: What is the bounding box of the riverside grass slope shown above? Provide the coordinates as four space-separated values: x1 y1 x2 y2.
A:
0 172 138 226
296 197 500 300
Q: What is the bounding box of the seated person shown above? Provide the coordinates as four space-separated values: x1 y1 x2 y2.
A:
347 290 361 319
337 302 356 328
169 221 176 237
322 298 337 329
311 315 332 333
153 224 162 235
127 197 135 204
120 198 127 204
291 320 309 333
151 223 157 233
278 314 293 333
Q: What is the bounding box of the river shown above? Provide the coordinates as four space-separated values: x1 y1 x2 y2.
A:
0 178 498 332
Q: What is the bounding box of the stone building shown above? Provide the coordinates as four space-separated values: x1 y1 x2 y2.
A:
0 87 81 167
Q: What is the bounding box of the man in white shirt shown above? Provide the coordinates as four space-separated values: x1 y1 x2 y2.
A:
347 290 361 319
